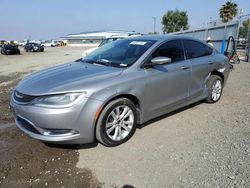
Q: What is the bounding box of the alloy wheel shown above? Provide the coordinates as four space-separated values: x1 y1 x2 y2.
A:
105 105 134 141
211 80 222 101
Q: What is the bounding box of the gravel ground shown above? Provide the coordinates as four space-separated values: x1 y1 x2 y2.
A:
77 62 250 187
0 47 249 187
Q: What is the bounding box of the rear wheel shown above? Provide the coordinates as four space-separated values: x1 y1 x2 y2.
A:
205 75 223 103
96 98 137 146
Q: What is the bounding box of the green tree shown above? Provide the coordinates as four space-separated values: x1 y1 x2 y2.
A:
162 9 189 33
239 19 250 38
219 1 238 23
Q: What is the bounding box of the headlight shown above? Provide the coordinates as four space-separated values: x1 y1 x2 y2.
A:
32 92 86 108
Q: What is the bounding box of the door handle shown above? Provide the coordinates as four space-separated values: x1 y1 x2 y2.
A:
180 66 190 70
208 61 214 65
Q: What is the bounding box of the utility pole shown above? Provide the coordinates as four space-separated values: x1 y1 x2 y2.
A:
247 19 250 62
152 17 157 34
236 9 244 48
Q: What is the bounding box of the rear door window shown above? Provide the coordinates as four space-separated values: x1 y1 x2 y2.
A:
183 39 213 59
205 45 213 56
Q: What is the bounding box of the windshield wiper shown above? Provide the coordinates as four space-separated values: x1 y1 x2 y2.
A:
94 59 111 66
83 59 112 66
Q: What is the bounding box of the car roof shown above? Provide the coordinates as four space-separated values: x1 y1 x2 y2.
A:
128 34 202 42
4 44 16 46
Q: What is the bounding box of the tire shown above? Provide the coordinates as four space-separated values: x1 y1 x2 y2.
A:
96 98 137 147
205 75 223 103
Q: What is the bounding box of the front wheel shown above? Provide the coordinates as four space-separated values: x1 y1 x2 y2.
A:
205 75 223 103
96 98 137 147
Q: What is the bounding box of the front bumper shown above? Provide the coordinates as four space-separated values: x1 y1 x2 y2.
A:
10 94 103 144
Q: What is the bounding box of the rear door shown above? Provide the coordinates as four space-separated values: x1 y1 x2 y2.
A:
183 39 215 98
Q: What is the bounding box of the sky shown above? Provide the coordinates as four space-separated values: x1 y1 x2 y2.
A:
0 0 249 40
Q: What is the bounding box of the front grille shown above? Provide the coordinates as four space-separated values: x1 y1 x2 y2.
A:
14 90 37 104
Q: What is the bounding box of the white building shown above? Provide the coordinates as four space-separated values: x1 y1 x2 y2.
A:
62 30 140 46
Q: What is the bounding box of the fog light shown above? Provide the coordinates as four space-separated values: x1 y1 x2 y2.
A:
34 126 79 137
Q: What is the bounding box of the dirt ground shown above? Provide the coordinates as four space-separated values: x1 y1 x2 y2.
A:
0 47 249 187
0 47 102 188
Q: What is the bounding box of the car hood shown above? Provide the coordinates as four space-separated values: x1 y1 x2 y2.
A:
16 62 123 96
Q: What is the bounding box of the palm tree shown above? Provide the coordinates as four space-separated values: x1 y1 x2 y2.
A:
219 1 238 23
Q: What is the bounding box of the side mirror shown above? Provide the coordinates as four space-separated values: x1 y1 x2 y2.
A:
151 56 172 65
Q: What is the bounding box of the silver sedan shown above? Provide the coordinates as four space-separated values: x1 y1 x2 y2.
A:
10 35 231 146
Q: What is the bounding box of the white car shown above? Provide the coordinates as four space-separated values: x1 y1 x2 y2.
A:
18 41 27 46
83 47 98 57
42 41 57 47
82 35 141 57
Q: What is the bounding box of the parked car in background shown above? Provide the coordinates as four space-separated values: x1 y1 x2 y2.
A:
18 41 27 46
82 34 142 57
237 38 247 49
24 43 44 52
11 35 231 146
41 41 57 47
1 44 20 55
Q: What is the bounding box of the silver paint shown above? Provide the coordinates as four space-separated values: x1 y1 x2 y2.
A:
10 35 231 144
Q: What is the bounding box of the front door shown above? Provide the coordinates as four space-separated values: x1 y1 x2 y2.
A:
144 39 191 117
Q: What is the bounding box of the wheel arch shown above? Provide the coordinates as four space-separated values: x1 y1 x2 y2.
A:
211 70 224 83
94 93 142 135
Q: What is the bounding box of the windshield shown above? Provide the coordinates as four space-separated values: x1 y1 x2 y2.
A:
82 39 156 68
98 38 119 47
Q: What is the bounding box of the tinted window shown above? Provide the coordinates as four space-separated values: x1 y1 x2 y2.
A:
183 40 213 59
205 45 213 55
152 40 184 62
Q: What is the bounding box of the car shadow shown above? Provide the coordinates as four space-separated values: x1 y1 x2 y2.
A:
44 141 98 149
137 100 203 129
